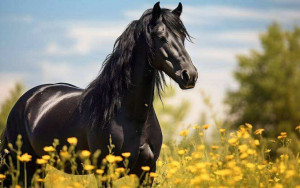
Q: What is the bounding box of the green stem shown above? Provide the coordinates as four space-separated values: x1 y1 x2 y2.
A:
24 162 27 188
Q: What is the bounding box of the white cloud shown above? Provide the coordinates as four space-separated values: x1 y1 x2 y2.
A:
187 46 251 64
39 61 100 88
44 23 126 56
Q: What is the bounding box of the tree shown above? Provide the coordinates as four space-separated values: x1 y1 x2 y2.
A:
226 23 300 136
0 83 24 133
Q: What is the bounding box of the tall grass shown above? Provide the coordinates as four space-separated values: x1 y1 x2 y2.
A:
0 124 299 187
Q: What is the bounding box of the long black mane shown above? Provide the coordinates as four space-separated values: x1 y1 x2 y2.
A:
80 8 191 128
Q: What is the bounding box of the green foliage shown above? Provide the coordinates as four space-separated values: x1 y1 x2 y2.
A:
226 23 300 137
0 83 24 133
153 86 190 145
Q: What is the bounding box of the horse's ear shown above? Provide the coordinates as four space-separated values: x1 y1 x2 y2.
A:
152 2 161 22
172 2 182 17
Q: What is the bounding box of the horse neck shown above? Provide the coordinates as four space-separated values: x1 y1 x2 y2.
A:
121 39 155 124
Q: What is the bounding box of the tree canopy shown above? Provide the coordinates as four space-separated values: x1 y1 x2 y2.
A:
226 23 300 136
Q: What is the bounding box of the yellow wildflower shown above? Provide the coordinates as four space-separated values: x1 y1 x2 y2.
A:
141 166 150 171
42 155 50 161
246 163 255 169
0 174 6 179
43 146 55 152
157 160 163 167
150 172 158 178
121 152 131 158
67 137 78 145
115 167 125 173
254 129 264 135
36 158 47 165
228 137 238 145
245 123 252 129
254 139 260 146
179 130 189 137
202 124 211 130
106 154 116 163
84 164 95 171
295 125 300 130
60 151 70 159
265 149 271 153
219 128 226 133
18 153 32 162
211 145 218 150
115 156 123 162
238 144 248 153
96 169 104 175
214 169 232 176
178 149 186 155
80 150 91 158
257 165 266 170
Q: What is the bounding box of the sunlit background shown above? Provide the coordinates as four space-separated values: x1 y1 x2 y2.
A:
0 0 299 125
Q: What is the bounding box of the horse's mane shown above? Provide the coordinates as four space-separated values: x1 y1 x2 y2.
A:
80 8 191 128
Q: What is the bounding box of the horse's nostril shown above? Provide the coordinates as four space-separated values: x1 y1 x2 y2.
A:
181 70 190 83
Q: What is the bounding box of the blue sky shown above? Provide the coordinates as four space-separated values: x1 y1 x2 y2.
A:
0 0 300 122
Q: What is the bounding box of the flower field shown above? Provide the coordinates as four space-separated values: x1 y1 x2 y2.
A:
0 124 299 188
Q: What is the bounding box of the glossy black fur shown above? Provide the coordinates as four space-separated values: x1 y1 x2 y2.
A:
0 2 198 187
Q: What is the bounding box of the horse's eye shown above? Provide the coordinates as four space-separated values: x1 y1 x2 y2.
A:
160 37 168 43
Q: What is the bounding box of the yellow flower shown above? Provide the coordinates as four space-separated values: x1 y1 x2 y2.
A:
121 152 131 158
246 163 255 169
214 169 232 176
60 151 70 159
179 130 189 137
245 123 252 129
141 166 150 171
295 125 300 130
80 150 91 158
157 160 163 167
178 149 186 155
228 137 238 145
265 149 271 153
254 129 264 135
18 153 32 162
202 124 211 130
185 156 192 161
257 165 266 170
238 144 248 153
193 125 200 129
106 154 116 163
96 169 104 175
42 155 50 161
0 174 6 179
67 137 78 145
115 156 123 162
115 167 125 173
150 172 158 178
84 164 95 171
36 158 47 165
211 145 219 150
273 183 283 188
219 128 226 133
254 139 260 146
43 146 55 152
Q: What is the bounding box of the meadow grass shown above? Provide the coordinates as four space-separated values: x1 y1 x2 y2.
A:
0 124 299 188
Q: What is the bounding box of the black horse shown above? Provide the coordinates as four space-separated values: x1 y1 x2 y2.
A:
0 2 197 186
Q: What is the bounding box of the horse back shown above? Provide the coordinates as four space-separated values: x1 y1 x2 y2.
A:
6 83 86 156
